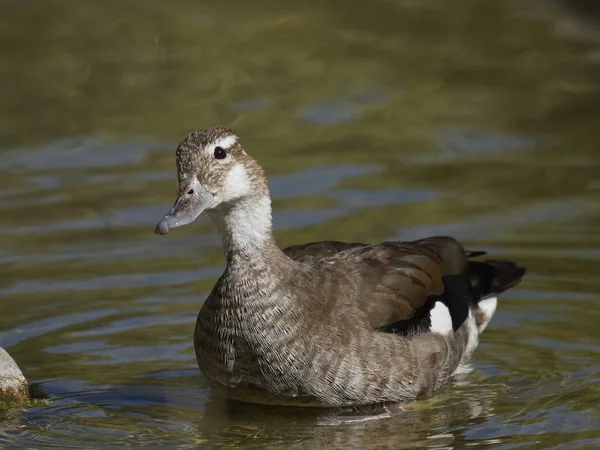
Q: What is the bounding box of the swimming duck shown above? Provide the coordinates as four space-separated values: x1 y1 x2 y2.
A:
154 126 526 407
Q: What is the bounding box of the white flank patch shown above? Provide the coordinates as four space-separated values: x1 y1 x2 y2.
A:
477 296 498 333
465 310 479 356
430 302 453 335
454 311 479 376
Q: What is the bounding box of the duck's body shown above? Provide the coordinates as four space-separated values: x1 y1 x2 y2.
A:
155 127 526 407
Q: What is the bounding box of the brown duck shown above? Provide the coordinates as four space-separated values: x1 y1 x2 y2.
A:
155 126 526 407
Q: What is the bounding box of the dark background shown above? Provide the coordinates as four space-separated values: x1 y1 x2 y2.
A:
1 1 599 448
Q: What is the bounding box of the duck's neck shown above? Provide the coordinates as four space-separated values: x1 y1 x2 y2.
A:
208 194 281 265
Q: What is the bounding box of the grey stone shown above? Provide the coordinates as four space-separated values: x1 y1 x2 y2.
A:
0 347 29 401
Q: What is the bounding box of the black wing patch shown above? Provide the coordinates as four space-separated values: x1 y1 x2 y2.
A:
440 274 470 332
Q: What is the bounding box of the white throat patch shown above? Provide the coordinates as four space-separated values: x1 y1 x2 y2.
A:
218 195 272 251
211 164 272 251
222 164 252 202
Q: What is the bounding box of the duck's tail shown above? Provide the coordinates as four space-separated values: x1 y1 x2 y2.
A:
449 255 526 374
466 256 526 333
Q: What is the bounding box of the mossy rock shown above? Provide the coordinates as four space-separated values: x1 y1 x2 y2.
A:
0 347 29 404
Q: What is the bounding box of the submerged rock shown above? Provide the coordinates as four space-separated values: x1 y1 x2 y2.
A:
0 347 29 401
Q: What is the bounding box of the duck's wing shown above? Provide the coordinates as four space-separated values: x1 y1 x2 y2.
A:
284 237 465 330
284 236 525 334
333 237 469 332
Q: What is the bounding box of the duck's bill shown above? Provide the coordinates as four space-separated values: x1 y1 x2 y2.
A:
154 182 214 235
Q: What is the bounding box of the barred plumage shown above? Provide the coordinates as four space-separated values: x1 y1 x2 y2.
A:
155 127 526 407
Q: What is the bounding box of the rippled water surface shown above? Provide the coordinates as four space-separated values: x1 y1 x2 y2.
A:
1 1 600 448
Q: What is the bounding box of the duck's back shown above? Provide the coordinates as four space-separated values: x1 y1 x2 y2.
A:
284 237 478 334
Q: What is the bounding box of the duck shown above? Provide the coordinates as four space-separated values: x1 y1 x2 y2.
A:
154 126 526 407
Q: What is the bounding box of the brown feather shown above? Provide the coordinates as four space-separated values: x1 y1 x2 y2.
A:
283 239 462 329
158 127 527 407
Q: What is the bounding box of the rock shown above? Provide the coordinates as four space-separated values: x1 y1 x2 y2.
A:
0 347 29 401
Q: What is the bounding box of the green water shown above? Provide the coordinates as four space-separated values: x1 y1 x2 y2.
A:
1 1 599 448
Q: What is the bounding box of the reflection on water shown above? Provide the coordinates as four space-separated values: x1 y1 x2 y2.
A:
1 0 600 448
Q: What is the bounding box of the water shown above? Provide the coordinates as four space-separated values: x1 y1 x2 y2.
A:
1 0 599 448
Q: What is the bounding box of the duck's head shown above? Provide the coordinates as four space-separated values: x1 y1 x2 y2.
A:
154 126 268 235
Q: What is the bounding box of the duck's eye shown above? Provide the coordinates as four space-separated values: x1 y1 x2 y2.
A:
214 146 227 160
